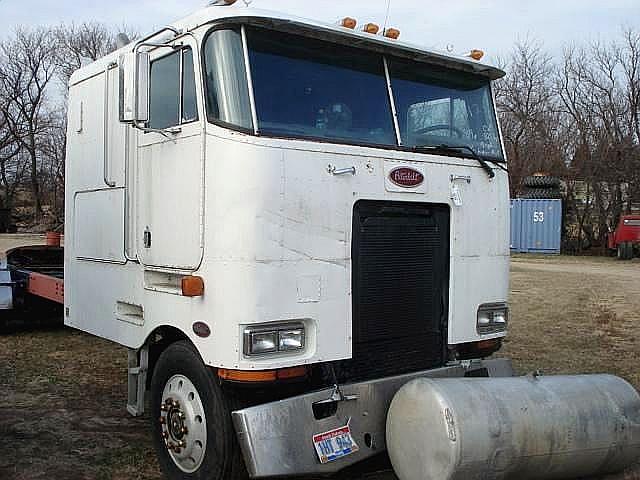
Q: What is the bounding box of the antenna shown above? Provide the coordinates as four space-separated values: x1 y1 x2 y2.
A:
383 0 392 30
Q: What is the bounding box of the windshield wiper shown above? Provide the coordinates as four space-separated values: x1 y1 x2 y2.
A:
414 144 498 179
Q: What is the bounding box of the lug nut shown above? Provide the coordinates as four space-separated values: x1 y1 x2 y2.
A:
181 427 188 435
160 404 168 412
162 431 169 439
159 417 166 424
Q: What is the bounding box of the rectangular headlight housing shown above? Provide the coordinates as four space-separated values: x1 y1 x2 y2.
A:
477 303 509 335
244 322 306 356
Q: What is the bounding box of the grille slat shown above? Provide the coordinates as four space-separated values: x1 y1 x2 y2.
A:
335 201 450 383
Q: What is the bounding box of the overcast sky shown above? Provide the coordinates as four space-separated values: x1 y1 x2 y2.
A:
1 0 638 60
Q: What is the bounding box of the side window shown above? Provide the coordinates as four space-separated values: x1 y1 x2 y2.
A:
203 28 253 130
181 49 198 123
149 52 179 129
149 47 198 130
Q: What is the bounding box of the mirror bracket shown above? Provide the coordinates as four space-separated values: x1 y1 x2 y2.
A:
118 26 183 126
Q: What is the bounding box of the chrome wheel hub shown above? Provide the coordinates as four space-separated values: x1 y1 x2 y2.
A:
160 374 207 473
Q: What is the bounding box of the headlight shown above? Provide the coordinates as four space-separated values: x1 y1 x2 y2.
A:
477 303 509 335
249 331 278 354
278 327 305 351
244 322 306 356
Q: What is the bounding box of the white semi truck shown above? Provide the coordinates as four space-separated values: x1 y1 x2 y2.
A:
63 3 640 479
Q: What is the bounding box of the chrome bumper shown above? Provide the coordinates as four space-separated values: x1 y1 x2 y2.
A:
232 358 514 478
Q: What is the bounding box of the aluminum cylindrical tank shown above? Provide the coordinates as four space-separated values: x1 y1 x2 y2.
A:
387 375 640 480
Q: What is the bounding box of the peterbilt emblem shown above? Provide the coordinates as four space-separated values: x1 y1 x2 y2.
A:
389 167 424 188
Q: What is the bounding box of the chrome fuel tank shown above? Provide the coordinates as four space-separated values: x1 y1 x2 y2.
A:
387 375 640 480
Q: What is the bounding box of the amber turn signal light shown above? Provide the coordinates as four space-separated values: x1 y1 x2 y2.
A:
218 366 309 383
363 23 380 35
468 49 485 61
340 17 357 29
384 28 401 40
182 276 205 297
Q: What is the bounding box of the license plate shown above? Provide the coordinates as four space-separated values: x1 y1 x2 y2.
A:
312 424 359 464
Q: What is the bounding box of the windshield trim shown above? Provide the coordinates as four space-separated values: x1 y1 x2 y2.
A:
201 21 507 163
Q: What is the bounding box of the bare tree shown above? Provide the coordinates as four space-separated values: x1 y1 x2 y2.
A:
494 40 565 195
495 30 639 252
54 22 138 87
557 32 640 248
0 110 28 212
39 111 66 220
0 28 58 219
617 29 640 209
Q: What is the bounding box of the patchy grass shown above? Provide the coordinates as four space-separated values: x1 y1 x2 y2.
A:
505 256 640 390
0 326 159 480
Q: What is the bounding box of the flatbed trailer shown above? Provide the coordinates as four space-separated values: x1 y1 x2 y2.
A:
0 243 65 316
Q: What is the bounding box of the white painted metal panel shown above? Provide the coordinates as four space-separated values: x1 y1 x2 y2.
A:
137 129 203 270
73 189 126 263
0 260 13 310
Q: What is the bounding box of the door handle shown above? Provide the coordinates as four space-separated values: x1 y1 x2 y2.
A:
450 174 471 184
143 227 152 249
328 165 356 176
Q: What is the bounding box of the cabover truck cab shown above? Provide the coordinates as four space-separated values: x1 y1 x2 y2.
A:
65 4 513 478
609 214 640 260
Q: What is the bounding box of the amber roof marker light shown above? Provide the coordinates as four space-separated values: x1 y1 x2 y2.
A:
363 23 380 35
340 17 358 29
384 28 401 40
467 49 485 61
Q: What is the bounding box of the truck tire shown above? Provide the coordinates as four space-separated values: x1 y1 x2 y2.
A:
617 242 633 260
624 242 634 260
150 341 248 480
519 188 563 199
522 176 561 189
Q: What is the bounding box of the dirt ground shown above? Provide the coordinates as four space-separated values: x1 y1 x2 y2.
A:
0 252 639 479
0 234 46 254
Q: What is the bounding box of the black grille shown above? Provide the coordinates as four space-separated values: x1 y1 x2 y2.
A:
335 200 450 383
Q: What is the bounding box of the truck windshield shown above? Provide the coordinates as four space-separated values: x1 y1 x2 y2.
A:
388 59 504 161
203 25 504 161
246 28 396 147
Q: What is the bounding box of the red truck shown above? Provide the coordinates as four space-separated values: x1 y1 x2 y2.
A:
608 214 640 260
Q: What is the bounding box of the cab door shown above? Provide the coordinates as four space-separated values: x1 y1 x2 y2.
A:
137 44 204 270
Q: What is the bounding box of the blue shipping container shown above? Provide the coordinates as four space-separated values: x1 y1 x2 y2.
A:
510 199 562 254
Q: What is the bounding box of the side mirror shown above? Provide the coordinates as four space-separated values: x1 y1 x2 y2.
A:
119 51 150 124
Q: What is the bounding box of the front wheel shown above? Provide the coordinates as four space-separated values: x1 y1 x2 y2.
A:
150 341 248 480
